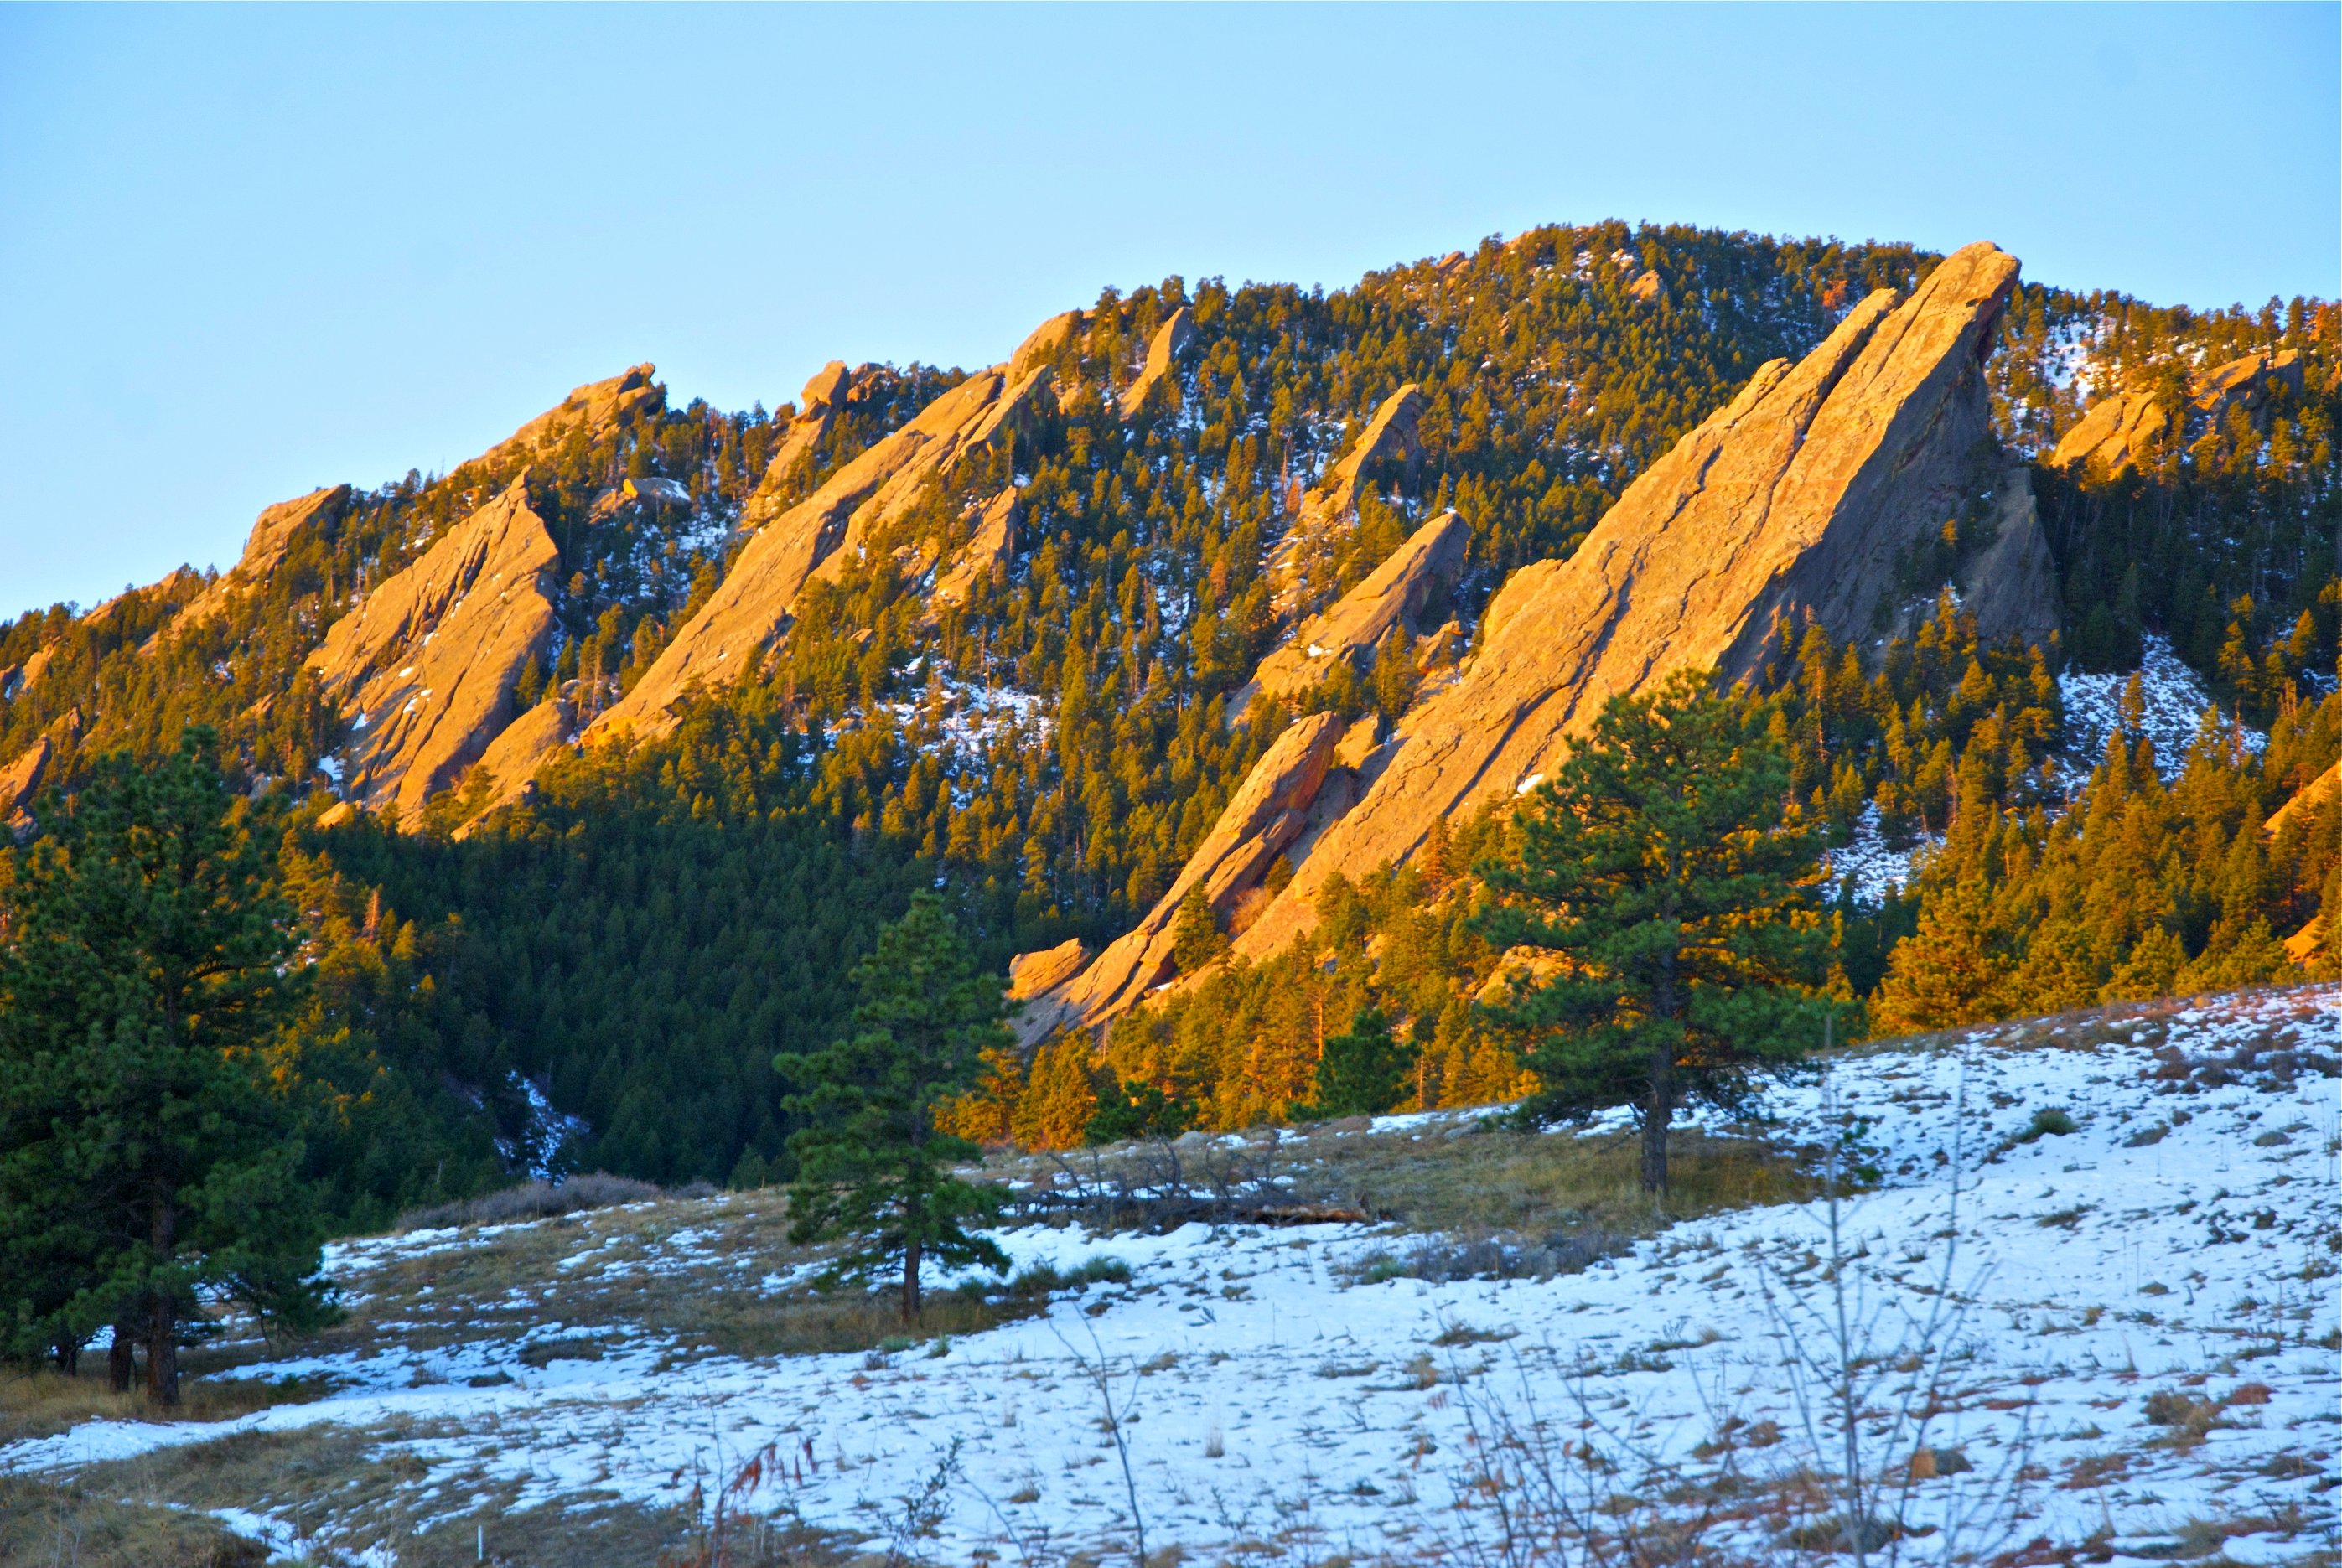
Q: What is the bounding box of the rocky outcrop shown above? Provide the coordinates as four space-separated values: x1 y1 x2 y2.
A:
2265 758 2339 841
587 317 1068 743
1238 510 1469 706
1956 468 2060 649
1267 384 1425 614
931 489 1020 609
735 363 858 534
308 479 560 822
459 695 576 831
1014 712 1349 1044
1009 311 1083 380
13 645 54 696
182 486 352 629
1118 307 1194 418
1008 939 1088 1002
1220 241 2023 961
2049 349 2303 477
479 365 661 470
1 734 49 832
1627 269 1666 305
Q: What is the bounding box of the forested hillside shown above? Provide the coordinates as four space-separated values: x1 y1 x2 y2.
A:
2 221 2336 1203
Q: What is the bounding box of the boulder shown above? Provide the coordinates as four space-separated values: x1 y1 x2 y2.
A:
589 316 1066 743
182 485 352 629
308 478 561 823
1239 509 1469 706
1956 467 2060 649
1008 939 1088 1001
1118 307 1195 419
1015 712 1349 1044
801 360 852 413
1229 241 2023 960
1267 384 1426 616
458 695 576 832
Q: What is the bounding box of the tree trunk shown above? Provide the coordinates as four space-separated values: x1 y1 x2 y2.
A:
1640 1074 1672 1193
147 1186 179 1406
902 1234 923 1324
109 1312 137 1392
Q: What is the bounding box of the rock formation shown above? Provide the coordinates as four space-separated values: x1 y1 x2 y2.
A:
734 362 858 535
1 734 49 833
308 479 560 822
181 485 353 629
1211 241 2023 963
931 489 1021 609
1237 510 1469 706
459 694 577 831
1118 307 1194 418
1955 468 2060 649
1266 385 1426 614
479 364 661 471
2265 758 2339 842
587 315 1071 743
2049 349 2303 477
1008 939 1088 1002
13 645 54 696
1014 712 1350 1044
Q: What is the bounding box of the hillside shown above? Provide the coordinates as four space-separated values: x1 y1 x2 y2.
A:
3 986 2334 1564
0 222 2337 1203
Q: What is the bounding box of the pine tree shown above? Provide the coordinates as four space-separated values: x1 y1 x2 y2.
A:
1169 883 1230 975
0 729 333 1403
1303 1006 1415 1119
1475 672 1842 1192
775 892 1009 1322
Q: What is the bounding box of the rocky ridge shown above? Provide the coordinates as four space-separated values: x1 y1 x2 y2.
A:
308 479 561 821
179 485 353 631
2049 349 2303 477
1266 384 1426 618
1236 509 1469 707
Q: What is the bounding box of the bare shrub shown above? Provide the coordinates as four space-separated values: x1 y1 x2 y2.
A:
393 1172 663 1232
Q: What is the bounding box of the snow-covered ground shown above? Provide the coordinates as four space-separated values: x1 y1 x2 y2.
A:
2061 634 2266 774
7 989 2336 1563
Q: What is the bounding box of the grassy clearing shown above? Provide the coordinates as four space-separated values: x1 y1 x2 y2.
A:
0 1472 266 1567
0 1361 330 1446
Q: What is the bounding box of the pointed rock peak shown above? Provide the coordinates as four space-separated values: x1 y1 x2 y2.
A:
1220 241 2021 962
801 360 852 413
1120 308 1196 420
1008 310 1084 382
483 365 662 469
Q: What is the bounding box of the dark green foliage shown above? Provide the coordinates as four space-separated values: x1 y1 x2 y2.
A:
775 892 1010 1322
0 731 333 1400
1475 673 1847 1192
1300 1007 1417 1120
1084 1078 1195 1145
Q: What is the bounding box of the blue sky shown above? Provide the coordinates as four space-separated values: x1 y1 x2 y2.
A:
2 3 2334 620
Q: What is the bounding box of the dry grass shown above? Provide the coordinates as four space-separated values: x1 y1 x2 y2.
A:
0 1472 267 1568
0 1361 329 1446
393 1171 673 1232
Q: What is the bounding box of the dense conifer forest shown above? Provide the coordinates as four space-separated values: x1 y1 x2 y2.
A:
3 221 2336 1210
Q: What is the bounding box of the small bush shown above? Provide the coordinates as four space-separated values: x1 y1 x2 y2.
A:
2015 1108 2078 1143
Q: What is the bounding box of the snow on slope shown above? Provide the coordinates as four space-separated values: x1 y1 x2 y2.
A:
6 989 2336 1562
2061 634 2266 773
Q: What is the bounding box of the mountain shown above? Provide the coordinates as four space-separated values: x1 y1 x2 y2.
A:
2 221 2335 1190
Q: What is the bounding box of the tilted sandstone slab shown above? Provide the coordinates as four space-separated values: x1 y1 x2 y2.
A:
931 489 1021 609
182 485 353 630
734 362 855 535
2050 349 2303 477
1225 241 2023 960
309 479 560 821
1 733 49 831
1955 468 2060 649
1008 939 1088 1002
1118 307 1195 418
588 316 1073 743
1015 711 1348 1045
2265 758 2339 841
459 694 577 832
1240 509 1469 706
1266 384 1426 614
480 365 661 469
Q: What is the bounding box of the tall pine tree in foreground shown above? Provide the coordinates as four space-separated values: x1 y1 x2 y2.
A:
1476 672 1846 1192
0 730 333 1403
775 891 1009 1322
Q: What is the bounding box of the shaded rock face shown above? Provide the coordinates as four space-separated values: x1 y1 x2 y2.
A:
308 479 560 822
482 365 661 469
1240 510 1469 706
182 485 353 630
1267 384 1426 616
1118 307 1195 418
459 695 576 833
1015 712 1349 1045
1223 241 2023 960
588 318 1070 743
2049 349 2303 477
1956 468 2060 649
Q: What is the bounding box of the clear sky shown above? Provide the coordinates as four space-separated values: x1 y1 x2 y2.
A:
2 3 2334 621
